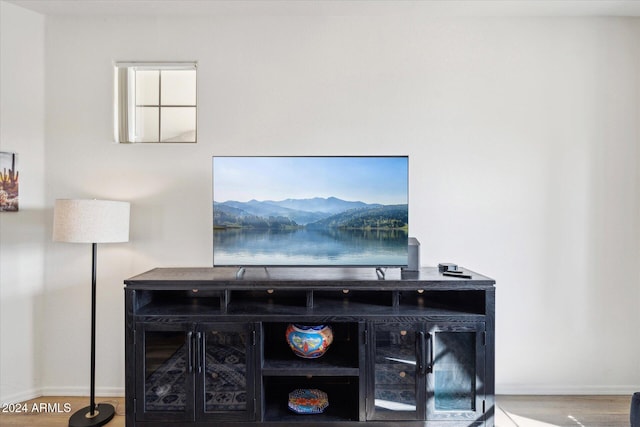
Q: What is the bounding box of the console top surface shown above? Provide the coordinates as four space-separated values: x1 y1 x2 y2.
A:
124 267 495 291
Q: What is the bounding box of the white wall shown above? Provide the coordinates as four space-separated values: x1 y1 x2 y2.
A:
0 1 46 403
2 4 638 398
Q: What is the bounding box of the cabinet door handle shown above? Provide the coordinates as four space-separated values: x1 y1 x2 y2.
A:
427 332 434 374
187 331 194 373
196 332 203 374
416 331 426 376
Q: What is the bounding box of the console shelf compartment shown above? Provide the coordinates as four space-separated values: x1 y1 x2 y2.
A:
397 290 486 315
227 289 311 311
133 289 224 317
262 358 360 377
312 290 395 308
262 376 361 422
262 322 360 376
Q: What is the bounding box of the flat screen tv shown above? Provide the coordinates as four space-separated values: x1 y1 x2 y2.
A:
213 156 409 267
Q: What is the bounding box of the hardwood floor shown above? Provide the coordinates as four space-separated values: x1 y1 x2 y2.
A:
496 395 632 426
0 397 125 427
0 395 632 426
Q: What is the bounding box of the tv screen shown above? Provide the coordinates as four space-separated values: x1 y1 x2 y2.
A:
213 156 409 267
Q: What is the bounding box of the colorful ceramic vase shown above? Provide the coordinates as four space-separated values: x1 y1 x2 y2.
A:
285 324 333 359
288 388 329 414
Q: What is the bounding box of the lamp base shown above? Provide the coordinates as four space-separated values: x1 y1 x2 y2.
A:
69 403 115 427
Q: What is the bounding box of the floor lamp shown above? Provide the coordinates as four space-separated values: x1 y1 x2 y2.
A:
53 199 130 427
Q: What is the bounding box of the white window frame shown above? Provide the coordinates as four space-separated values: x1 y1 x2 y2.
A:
114 61 198 143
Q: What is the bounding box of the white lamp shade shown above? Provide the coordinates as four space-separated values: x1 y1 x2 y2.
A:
53 199 130 243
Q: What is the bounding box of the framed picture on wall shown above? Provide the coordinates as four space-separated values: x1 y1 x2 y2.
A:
0 151 19 212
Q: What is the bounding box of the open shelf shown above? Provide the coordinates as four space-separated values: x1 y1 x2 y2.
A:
134 288 487 318
262 322 360 375
262 376 360 422
312 290 395 308
135 289 224 316
228 290 310 308
398 290 486 315
262 346 360 376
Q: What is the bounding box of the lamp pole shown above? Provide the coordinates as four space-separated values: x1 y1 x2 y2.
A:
90 242 97 416
68 242 115 427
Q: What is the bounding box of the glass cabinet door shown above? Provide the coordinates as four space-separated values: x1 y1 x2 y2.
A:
136 322 194 422
196 323 255 421
426 322 485 421
368 322 425 420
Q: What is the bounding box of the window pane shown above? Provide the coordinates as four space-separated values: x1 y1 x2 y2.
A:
136 70 159 105
161 70 196 106
160 107 196 142
135 107 159 142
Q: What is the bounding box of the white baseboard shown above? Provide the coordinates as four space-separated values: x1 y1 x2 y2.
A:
497 384 640 395
38 386 125 398
0 388 43 405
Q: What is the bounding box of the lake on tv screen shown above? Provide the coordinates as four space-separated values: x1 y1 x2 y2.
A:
214 227 408 266
213 198 408 266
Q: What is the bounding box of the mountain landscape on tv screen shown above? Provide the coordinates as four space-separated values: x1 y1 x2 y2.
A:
212 156 409 266
213 196 408 231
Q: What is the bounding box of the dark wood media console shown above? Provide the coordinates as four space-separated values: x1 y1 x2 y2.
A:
124 267 495 427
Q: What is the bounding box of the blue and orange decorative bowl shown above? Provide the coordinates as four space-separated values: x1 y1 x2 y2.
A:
288 388 329 414
285 324 333 359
